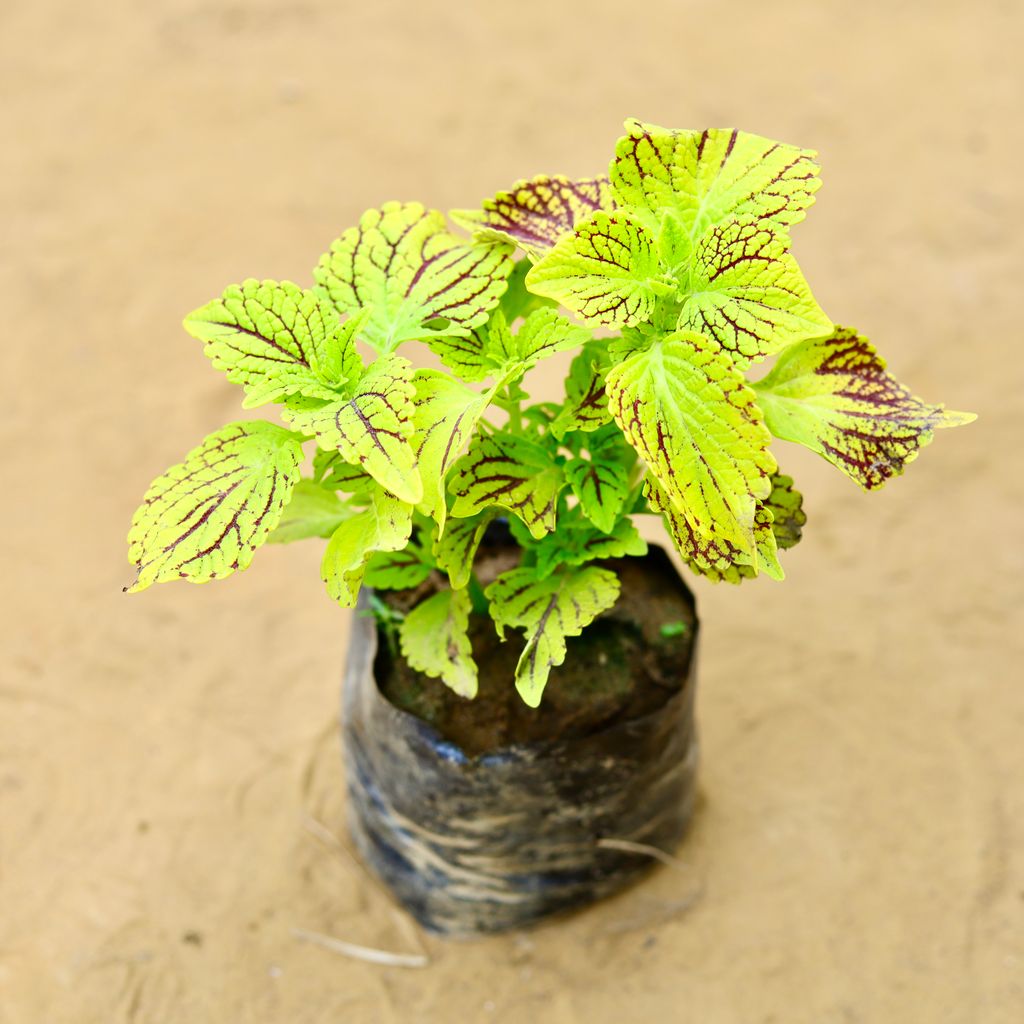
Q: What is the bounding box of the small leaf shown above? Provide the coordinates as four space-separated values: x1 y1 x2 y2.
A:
534 511 647 579
411 370 493 529
314 202 514 352
610 119 821 238
268 480 353 543
485 565 620 707
183 280 363 407
526 210 664 328
564 455 630 534
364 545 434 590
551 341 613 438
764 473 806 550
433 510 496 589
449 432 565 539
678 218 832 366
498 258 558 322
126 421 303 592
451 174 613 260
283 354 422 504
312 450 374 494
605 331 775 556
399 587 478 698
753 327 976 489
320 489 412 607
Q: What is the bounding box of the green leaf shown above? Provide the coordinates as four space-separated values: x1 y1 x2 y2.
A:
610 119 821 238
312 449 374 494
449 432 565 539
410 370 493 529
485 565 620 707
753 326 976 489
126 421 303 592
451 174 613 260
526 210 665 328
314 202 514 353
429 307 590 385
764 473 806 550
399 587 477 698
183 280 365 408
364 544 434 590
268 480 353 544
534 510 647 579
551 341 613 438
564 454 630 534
645 476 783 583
498 258 558 322
433 510 496 589
282 354 421 504
605 331 775 556
320 489 412 607
677 218 832 366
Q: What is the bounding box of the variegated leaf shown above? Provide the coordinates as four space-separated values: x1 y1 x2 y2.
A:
183 280 365 407
320 489 412 607
765 473 806 550
411 370 492 528
526 210 665 328
400 587 477 698
449 432 565 539
753 327 976 489
645 476 783 583
564 454 630 534
283 354 421 504
433 509 496 589
605 331 776 556
533 511 647 579
364 543 434 590
314 202 514 352
312 449 375 494
126 421 303 592
451 174 613 260
610 118 821 238
268 480 354 543
551 341 613 438
678 218 832 366
486 565 621 707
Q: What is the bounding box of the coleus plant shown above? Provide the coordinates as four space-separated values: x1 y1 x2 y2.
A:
126 119 973 708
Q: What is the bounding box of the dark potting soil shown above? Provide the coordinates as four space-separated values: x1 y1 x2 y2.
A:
373 547 697 757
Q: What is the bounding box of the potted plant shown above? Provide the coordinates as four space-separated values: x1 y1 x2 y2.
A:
125 118 974 936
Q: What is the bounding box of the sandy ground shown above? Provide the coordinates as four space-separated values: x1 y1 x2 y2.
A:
2 0 1022 1021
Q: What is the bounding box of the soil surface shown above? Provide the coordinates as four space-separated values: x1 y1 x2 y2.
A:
376 546 697 755
4 2 1022 1023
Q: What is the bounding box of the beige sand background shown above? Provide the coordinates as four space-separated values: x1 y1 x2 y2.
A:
2 1 1022 1020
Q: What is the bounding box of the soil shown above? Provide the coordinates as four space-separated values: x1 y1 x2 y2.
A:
375 542 697 755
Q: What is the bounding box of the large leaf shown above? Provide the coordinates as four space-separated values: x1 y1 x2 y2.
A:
605 331 775 555
410 370 492 529
610 119 821 238
320 489 412 607
451 174 613 260
677 218 832 366
184 280 365 408
486 565 621 707
433 510 496 589
526 210 666 328
314 202 514 352
753 327 976 489
399 587 477 698
645 476 783 583
126 421 303 592
449 432 565 539
268 480 354 543
282 354 421 504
